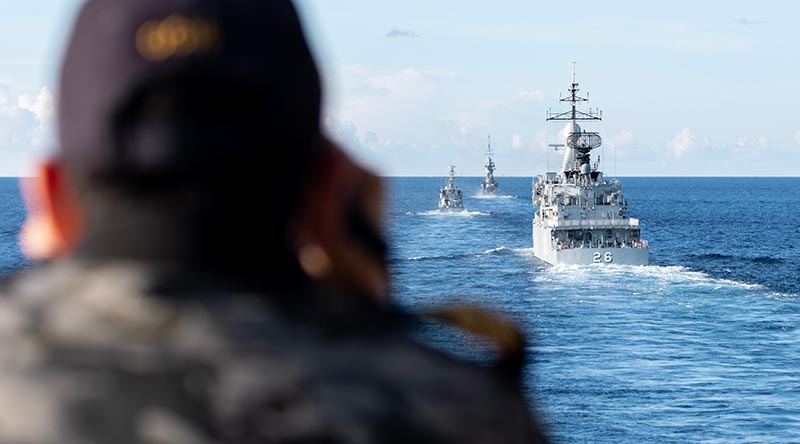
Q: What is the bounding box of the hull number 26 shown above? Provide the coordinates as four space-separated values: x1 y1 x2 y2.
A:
593 252 613 263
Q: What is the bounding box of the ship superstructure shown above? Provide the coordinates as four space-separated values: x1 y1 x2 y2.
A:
439 165 465 211
532 64 648 265
480 136 500 195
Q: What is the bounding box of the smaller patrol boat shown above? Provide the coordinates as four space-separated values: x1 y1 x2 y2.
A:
439 166 465 212
480 135 500 195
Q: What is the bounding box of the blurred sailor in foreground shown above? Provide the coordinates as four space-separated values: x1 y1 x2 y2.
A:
0 0 548 442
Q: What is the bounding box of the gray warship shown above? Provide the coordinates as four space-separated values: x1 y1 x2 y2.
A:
480 136 500 195
532 64 648 265
439 165 465 211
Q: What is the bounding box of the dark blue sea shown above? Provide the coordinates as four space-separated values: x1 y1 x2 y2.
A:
0 177 797 442
0 178 29 276
386 176 800 444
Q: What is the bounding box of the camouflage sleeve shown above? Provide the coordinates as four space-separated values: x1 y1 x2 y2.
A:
0 265 548 443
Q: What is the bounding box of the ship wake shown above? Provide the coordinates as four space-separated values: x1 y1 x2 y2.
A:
409 210 491 217
532 264 796 300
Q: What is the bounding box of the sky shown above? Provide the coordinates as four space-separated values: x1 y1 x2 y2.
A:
1 0 798 176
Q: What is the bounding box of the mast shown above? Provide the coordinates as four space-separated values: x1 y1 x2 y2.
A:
448 165 457 188
546 62 603 175
485 135 495 175
547 62 602 124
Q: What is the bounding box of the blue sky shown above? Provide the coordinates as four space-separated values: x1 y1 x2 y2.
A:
1 0 797 176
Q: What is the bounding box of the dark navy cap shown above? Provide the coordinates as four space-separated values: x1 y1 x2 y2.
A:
58 0 322 176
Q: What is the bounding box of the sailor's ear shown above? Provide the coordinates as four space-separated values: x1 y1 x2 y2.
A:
19 160 83 260
294 145 348 251
293 142 389 301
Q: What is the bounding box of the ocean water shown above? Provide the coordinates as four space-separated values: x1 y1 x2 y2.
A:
386 176 800 443
0 178 29 276
0 176 797 442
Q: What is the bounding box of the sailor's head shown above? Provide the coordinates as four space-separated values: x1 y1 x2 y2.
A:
56 0 323 179
20 0 389 300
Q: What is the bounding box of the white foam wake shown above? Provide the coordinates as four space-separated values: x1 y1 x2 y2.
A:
536 263 770 294
471 194 516 199
410 210 490 217
482 246 513 255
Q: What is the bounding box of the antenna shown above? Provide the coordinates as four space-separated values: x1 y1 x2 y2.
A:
571 60 576 85
546 61 601 123
545 62 604 174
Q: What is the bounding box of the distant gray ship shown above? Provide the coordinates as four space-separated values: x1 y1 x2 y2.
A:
480 136 500 195
439 165 465 211
532 64 649 265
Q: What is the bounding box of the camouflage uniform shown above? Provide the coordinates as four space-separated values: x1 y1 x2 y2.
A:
0 261 547 443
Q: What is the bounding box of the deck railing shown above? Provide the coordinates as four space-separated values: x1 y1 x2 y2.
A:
542 217 640 229
554 239 648 250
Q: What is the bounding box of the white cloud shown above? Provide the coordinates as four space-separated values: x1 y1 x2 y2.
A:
511 133 522 149
0 85 54 149
735 135 769 156
0 84 54 175
534 129 552 152
18 87 54 131
667 128 695 158
607 129 635 149
329 66 452 141
323 65 477 172
325 116 362 151
794 131 800 145
321 65 551 175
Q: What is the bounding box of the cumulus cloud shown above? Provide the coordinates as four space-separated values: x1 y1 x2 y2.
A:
732 17 766 26
325 116 391 153
328 66 455 147
19 87 54 131
0 84 54 150
511 133 522 149
325 117 362 151
0 84 54 175
607 129 635 149
735 135 769 156
534 129 552 152
323 65 553 175
667 128 695 158
386 27 419 38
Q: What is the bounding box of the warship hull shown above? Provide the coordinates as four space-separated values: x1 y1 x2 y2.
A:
533 223 649 266
531 64 650 267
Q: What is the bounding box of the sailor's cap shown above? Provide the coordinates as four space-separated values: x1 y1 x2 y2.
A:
58 0 322 177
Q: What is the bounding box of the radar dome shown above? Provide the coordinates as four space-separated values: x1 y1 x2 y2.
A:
562 122 582 141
